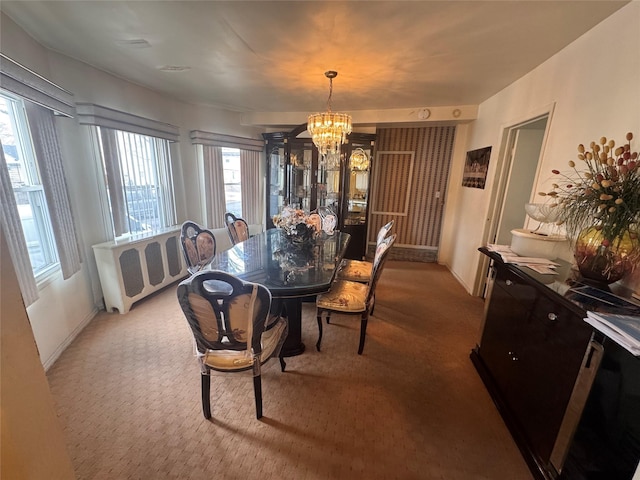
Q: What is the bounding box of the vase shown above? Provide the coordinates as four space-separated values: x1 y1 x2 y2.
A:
280 223 314 249
574 227 638 285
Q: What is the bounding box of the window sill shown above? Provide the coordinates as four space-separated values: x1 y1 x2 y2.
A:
35 264 61 289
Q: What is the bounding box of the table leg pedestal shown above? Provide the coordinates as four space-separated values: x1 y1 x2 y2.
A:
281 298 305 357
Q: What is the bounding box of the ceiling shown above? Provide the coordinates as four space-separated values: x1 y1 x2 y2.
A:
1 1 629 123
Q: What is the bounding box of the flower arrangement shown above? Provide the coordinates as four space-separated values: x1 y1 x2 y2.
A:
539 132 640 282
539 132 639 245
272 206 320 242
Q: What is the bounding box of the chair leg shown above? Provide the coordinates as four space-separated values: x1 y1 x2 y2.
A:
326 311 332 324
316 310 324 351
201 373 212 419
358 312 369 355
279 355 287 372
253 375 263 419
370 293 376 316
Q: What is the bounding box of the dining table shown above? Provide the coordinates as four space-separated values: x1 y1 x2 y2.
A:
207 228 351 356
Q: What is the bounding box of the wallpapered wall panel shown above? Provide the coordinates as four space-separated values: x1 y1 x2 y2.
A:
370 126 455 248
371 151 414 215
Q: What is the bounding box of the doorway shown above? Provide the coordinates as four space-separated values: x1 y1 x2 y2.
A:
494 117 548 244
474 108 553 297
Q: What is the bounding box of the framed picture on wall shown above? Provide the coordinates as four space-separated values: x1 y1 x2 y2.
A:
462 146 492 189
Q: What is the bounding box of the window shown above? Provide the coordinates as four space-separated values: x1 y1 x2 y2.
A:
0 92 58 277
222 147 242 216
94 127 176 237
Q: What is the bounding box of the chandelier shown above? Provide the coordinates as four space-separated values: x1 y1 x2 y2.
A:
349 148 369 171
307 71 352 157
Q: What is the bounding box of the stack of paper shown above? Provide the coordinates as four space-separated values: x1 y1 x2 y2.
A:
584 311 640 356
486 244 559 274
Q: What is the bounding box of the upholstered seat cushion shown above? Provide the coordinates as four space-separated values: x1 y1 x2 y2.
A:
260 318 288 360
203 318 287 371
336 259 372 283
203 348 254 370
316 280 368 313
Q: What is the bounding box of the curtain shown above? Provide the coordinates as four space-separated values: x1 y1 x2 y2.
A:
202 145 227 229
240 149 261 225
24 102 82 279
0 144 39 305
99 128 127 236
156 138 177 228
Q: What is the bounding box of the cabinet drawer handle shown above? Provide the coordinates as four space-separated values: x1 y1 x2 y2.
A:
505 279 514 286
548 313 558 321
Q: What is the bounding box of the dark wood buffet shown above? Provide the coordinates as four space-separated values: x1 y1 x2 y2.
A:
472 247 640 480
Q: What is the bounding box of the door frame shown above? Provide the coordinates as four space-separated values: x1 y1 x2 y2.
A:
473 103 556 297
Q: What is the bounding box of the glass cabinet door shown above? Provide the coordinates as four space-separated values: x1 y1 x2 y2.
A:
344 144 372 226
340 138 375 260
288 142 313 211
316 152 341 215
266 144 285 227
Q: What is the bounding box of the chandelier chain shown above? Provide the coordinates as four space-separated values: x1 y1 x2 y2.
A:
326 76 333 112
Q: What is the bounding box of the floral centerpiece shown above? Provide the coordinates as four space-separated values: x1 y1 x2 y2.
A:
272 206 320 245
539 132 640 283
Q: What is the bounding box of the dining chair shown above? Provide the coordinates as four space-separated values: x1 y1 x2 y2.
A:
315 233 396 354
181 221 217 275
177 270 289 419
336 220 394 283
225 212 250 245
317 206 338 234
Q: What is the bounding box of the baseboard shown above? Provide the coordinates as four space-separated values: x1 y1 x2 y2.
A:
43 306 99 372
366 244 438 262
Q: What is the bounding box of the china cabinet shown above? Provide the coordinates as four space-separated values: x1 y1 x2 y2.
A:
263 125 375 259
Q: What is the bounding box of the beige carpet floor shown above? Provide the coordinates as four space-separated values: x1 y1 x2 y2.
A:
46 261 533 480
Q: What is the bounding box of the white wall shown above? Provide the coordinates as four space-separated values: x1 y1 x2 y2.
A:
440 2 640 295
1 13 265 367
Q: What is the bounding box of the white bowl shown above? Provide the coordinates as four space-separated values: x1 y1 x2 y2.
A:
524 203 562 223
510 228 567 259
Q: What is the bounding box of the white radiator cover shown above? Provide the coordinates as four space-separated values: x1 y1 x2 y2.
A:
92 227 187 314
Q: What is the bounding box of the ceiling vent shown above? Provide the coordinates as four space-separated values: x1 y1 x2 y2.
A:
116 39 151 48
158 65 191 72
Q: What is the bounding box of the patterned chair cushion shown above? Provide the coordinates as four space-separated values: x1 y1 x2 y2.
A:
203 348 254 370
203 315 287 371
337 259 372 282
316 280 368 313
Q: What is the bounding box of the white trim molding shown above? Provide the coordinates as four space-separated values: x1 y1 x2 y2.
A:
371 150 415 216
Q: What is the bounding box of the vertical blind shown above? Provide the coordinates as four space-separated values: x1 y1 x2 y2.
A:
25 102 82 279
0 145 39 305
202 145 227 229
77 104 179 238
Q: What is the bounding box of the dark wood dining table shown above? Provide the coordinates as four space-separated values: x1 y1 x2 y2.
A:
207 228 350 356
